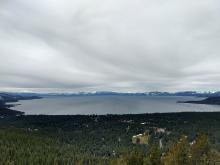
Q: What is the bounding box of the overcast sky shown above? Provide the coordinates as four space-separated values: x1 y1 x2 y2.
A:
0 0 220 93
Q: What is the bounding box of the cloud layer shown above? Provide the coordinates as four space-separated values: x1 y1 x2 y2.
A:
0 0 220 92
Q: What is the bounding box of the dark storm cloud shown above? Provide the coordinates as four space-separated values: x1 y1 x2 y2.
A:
0 0 220 92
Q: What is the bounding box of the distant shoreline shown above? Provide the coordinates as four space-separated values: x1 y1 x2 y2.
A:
178 96 220 105
0 95 42 116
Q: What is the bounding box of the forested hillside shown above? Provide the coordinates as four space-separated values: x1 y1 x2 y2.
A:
1 112 220 164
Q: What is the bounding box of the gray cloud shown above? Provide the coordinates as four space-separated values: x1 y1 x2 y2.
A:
0 0 220 92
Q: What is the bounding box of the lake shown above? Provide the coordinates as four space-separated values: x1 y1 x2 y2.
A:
12 96 220 115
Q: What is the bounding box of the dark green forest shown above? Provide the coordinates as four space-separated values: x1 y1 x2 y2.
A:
0 112 220 164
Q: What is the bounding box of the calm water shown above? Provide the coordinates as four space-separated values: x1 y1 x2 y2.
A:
12 96 220 115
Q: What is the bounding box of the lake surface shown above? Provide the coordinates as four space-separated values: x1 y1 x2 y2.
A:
12 96 220 115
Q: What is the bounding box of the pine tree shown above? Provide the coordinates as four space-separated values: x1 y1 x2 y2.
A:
191 133 212 165
114 151 144 165
149 144 161 165
163 136 190 165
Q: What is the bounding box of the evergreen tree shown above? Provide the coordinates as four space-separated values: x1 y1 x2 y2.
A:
163 136 190 165
115 151 144 165
149 144 161 165
191 134 212 165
